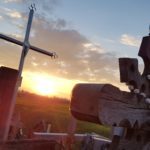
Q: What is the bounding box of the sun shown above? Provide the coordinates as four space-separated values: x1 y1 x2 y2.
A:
34 77 55 96
23 72 57 96
22 71 79 98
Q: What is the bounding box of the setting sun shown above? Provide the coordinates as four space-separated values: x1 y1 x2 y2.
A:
33 76 56 96
22 71 80 98
22 71 58 96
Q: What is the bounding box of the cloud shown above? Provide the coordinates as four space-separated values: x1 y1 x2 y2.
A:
6 9 22 19
0 0 62 35
20 0 61 18
38 0 60 11
4 0 20 3
0 16 119 84
120 34 140 47
10 33 23 39
83 42 104 52
0 42 21 69
0 7 22 21
8 11 22 18
0 3 120 86
20 17 119 84
0 16 3 20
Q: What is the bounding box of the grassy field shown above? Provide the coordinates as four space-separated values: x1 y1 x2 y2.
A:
15 92 110 138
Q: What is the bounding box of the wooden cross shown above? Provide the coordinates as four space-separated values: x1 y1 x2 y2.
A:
70 32 150 149
119 34 150 103
0 5 56 141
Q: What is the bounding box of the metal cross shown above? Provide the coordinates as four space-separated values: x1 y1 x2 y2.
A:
0 5 57 141
0 4 57 78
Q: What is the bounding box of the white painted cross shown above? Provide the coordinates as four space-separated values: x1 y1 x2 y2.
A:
0 4 56 77
0 5 57 141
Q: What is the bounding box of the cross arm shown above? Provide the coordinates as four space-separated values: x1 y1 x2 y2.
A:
70 83 150 127
0 33 56 57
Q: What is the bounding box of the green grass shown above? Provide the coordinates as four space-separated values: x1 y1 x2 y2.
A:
15 92 110 138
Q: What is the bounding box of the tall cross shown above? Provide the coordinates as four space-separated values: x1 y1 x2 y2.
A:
0 4 56 77
0 5 57 141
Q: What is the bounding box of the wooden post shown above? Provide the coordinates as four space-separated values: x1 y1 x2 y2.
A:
0 67 19 141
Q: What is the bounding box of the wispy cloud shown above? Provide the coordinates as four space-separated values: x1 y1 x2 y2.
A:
19 0 61 19
120 34 140 47
0 16 3 20
4 0 20 3
31 62 38 67
10 33 23 39
83 42 104 52
8 11 22 18
22 17 119 84
0 1 120 87
0 15 119 84
0 7 22 19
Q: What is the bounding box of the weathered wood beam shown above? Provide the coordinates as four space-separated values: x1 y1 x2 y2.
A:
70 83 150 127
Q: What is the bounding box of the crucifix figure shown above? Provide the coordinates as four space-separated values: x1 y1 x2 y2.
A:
0 4 56 141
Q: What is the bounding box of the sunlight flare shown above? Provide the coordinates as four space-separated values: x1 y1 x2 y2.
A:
22 71 79 98
33 75 56 96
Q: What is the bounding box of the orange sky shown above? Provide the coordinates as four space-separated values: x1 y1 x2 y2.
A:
22 71 83 99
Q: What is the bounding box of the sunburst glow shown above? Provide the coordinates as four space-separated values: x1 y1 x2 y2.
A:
22 71 79 98
33 75 56 96
22 72 57 96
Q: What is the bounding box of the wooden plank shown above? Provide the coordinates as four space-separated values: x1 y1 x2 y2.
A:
71 83 150 127
0 67 19 141
71 83 103 124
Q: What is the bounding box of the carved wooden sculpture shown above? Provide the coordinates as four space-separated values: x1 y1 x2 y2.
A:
70 33 150 149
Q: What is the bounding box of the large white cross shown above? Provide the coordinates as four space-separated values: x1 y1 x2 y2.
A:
0 4 56 77
0 5 57 141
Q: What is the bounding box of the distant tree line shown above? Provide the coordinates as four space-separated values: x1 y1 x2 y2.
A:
17 90 70 104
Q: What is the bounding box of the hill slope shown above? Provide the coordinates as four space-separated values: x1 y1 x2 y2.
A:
15 92 110 137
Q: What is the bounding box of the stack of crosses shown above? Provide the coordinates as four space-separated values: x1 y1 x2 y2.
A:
70 33 150 150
